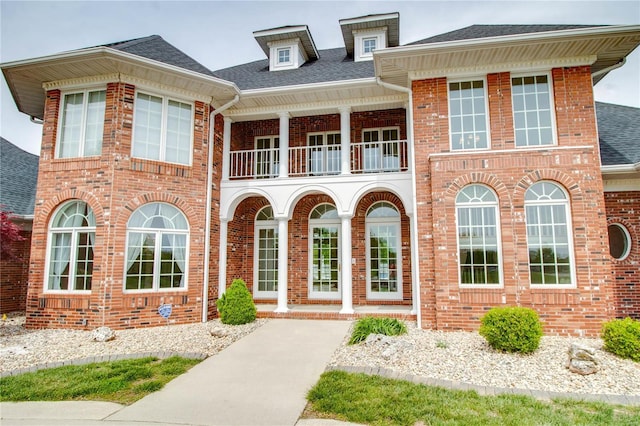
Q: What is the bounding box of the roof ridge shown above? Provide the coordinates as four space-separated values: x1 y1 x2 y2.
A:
102 34 162 49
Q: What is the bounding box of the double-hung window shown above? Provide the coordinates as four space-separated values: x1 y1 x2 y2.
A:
125 203 189 291
456 185 501 286
133 93 193 165
449 80 489 150
525 182 575 286
512 75 555 147
47 201 95 291
57 89 106 158
254 206 278 299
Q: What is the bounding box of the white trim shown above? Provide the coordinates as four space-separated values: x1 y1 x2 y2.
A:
43 74 118 91
354 30 386 62
510 72 558 148
253 206 279 300
524 182 577 289
131 90 195 166
454 185 504 289
365 202 403 301
447 77 491 151
123 202 190 293
428 145 595 159
308 204 342 300
55 88 107 159
339 13 399 26
607 223 632 261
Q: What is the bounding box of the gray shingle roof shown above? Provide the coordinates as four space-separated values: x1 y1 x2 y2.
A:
408 24 605 45
0 137 38 216
213 47 373 90
596 102 640 166
102 35 216 76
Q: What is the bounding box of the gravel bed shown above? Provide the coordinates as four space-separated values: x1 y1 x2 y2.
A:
2 316 639 397
0 315 266 373
329 322 640 396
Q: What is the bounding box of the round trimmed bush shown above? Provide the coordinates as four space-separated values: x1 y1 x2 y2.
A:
216 278 257 325
601 317 640 362
479 306 543 354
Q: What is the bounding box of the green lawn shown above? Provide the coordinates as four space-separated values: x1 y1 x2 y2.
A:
0 356 201 405
306 370 640 426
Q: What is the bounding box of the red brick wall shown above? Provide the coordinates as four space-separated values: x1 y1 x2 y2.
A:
226 192 413 306
1 229 31 314
412 66 613 336
605 191 640 319
26 83 217 330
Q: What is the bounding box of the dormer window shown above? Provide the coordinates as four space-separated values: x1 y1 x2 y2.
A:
277 47 291 65
253 25 319 72
354 31 385 62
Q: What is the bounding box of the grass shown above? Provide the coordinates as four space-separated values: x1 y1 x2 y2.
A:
0 356 201 405
306 370 640 426
349 317 408 344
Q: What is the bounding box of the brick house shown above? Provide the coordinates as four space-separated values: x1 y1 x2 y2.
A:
1 14 638 335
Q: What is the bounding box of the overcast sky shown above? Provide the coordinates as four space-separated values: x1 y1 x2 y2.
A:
1 0 639 155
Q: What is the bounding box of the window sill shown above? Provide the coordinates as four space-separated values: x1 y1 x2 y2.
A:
130 158 192 177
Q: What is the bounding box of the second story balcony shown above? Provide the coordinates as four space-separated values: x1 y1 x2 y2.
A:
228 139 409 180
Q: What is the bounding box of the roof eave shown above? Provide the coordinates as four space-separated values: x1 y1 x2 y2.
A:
1 47 240 119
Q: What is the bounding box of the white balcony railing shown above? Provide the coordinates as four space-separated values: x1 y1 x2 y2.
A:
229 140 408 180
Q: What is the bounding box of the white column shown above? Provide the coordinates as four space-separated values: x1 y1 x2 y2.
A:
221 117 232 180
275 217 289 313
218 218 229 296
339 214 354 314
408 212 418 315
278 112 290 178
339 106 351 175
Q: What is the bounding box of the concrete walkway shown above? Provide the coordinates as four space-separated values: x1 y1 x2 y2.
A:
0 319 353 426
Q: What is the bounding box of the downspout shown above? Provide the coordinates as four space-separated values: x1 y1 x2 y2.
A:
375 77 421 328
202 94 240 323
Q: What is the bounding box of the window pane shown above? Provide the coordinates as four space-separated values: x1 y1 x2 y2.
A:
165 100 192 164
512 75 554 147
608 224 631 260
449 80 487 150
133 93 162 161
84 91 106 156
59 93 84 158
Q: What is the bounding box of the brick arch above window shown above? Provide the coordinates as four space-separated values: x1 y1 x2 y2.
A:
606 217 637 263
445 173 510 205
354 191 407 220
118 192 196 228
38 189 104 227
513 169 582 206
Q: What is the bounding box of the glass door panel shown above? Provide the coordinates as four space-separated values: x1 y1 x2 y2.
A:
310 225 340 299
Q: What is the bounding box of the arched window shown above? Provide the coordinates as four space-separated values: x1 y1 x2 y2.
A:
309 204 340 299
525 182 574 286
608 223 631 261
254 206 278 298
366 201 402 299
125 203 189 291
47 200 95 291
456 185 501 286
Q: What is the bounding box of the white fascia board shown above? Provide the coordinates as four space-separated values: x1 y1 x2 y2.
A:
253 25 309 38
339 12 399 26
601 163 640 175
374 25 640 60
2 47 240 97
240 77 379 97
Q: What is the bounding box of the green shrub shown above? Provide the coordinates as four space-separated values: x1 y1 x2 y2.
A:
216 279 257 325
479 306 543 354
601 317 640 362
349 317 407 345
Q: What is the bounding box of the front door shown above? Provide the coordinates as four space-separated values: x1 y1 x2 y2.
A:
309 225 340 299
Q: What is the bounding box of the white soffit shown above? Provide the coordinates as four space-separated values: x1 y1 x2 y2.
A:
253 25 319 61
1 48 240 119
374 25 640 87
340 12 400 57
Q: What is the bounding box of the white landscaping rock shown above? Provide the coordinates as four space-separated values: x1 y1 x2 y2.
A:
92 326 116 342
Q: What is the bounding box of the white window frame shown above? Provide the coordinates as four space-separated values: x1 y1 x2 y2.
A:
448 77 491 151
354 29 386 62
365 202 403 300
268 40 306 71
44 200 96 293
124 203 190 293
608 223 632 261
132 91 194 166
511 72 557 148
308 204 341 300
307 131 341 175
56 88 106 159
276 47 292 65
254 206 279 299
254 135 280 178
455 185 503 288
524 181 576 289
362 127 401 171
